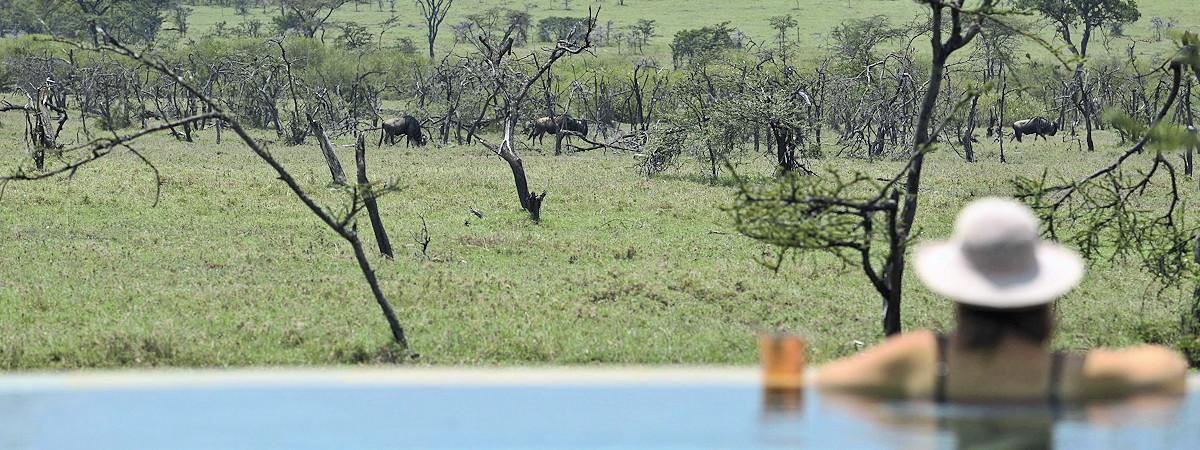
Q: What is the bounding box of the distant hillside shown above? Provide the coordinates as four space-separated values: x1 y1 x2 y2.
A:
184 0 1200 64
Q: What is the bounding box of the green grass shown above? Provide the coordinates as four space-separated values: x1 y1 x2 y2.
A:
0 115 1193 368
0 0 1197 369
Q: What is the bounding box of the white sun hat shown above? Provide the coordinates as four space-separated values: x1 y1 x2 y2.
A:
914 197 1084 309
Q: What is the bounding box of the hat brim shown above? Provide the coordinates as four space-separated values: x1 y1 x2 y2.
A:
913 240 1084 309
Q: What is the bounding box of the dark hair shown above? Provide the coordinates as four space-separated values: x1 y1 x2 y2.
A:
955 303 1053 351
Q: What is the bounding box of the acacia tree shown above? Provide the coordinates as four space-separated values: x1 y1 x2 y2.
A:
276 0 349 38
732 0 998 337
1016 0 1140 152
632 19 656 50
768 15 797 53
416 0 455 59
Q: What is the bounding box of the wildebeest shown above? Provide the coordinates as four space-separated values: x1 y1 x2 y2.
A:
524 116 558 144
379 115 426 147
1010 117 1058 142
524 115 589 144
556 115 588 139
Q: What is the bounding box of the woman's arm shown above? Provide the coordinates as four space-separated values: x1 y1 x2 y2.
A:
814 330 935 398
1079 345 1188 398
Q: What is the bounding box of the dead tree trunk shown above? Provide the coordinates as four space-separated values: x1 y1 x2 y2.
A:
880 0 991 336
999 62 1008 163
309 114 348 185
11 85 65 170
355 134 394 258
499 115 534 210
1184 79 1194 177
962 95 978 162
1185 126 1195 178
771 124 799 173
475 8 597 222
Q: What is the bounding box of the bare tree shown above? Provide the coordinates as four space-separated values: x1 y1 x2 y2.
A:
416 0 456 59
468 8 599 222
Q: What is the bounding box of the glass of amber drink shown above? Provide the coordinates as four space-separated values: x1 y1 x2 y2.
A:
758 332 806 389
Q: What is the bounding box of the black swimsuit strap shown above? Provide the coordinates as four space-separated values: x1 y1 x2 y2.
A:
934 333 948 404
935 334 1070 407
1048 351 1066 408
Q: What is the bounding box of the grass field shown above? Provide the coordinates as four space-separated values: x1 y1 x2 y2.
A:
0 118 1194 368
0 0 1198 369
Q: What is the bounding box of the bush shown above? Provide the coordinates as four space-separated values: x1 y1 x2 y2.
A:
670 22 735 67
537 16 588 42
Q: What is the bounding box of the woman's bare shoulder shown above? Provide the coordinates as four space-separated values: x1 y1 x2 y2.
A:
1077 345 1188 397
814 330 938 396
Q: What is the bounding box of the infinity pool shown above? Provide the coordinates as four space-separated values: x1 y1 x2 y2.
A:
0 368 1196 449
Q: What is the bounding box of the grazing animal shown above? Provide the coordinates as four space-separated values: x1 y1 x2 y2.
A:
1010 117 1058 142
525 115 589 144
380 115 426 147
524 116 559 144
556 115 588 139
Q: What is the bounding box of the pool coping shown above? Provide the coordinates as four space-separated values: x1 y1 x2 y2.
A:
0 367 1197 392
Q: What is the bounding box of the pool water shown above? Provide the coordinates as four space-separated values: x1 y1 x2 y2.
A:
0 369 1196 449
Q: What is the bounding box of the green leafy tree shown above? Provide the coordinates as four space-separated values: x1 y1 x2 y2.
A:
632 19 656 48
169 5 192 35
829 15 907 67
0 0 175 45
336 21 372 49
507 9 532 46
670 22 735 68
537 16 589 42
274 0 348 38
768 14 797 52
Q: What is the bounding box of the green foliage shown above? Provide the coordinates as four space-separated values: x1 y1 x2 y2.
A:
467 7 531 45
537 16 589 42
1104 108 1200 151
170 5 193 35
336 21 372 50
730 169 886 269
1015 0 1141 28
0 0 177 44
768 14 797 48
828 15 907 66
272 10 308 36
1178 31 1200 76
273 0 348 38
670 22 735 67
396 37 418 55
632 19 656 45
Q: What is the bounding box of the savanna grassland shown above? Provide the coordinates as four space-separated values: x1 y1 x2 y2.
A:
0 121 1192 368
0 0 1198 369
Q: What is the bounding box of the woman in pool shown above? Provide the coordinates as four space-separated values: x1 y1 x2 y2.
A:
815 198 1188 402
